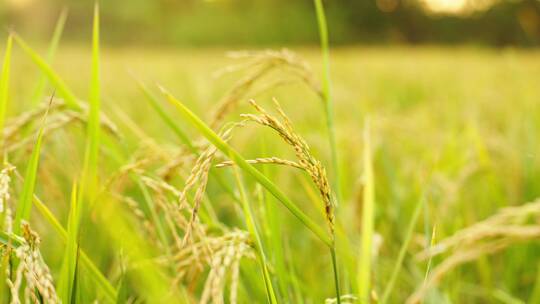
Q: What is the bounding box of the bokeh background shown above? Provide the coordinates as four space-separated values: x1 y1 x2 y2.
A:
1 0 540 46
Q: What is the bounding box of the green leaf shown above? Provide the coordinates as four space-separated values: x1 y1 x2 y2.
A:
12 34 79 109
98 194 185 302
134 77 196 153
13 95 52 234
134 78 240 205
136 177 170 256
32 194 117 302
0 34 13 136
0 230 23 247
231 162 277 304
57 182 81 304
381 193 424 304
160 87 332 247
30 8 68 106
81 2 101 206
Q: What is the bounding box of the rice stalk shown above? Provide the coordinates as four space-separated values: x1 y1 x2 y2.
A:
210 49 321 129
4 109 119 154
231 159 277 303
57 181 80 304
2 100 119 147
167 230 254 304
133 79 240 206
312 2 342 299
177 121 248 266
313 0 341 205
241 99 335 234
161 87 332 247
241 99 342 302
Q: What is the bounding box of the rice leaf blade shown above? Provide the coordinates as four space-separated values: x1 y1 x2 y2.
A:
31 8 68 106
32 195 117 302
13 96 53 234
134 77 241 205
58 182 81 304
12 34 79 109
0 34 13 137
81 2 101 206
231 162 278 304
381 193 424 304
134 78 196 153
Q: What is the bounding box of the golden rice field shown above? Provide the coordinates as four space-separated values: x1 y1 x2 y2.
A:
1 9 540 303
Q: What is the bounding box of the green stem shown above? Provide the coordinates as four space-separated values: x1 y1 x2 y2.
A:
313 3 342 302
380 194 424 304
313 0 341 204
232 162 278 304
331 246 341 304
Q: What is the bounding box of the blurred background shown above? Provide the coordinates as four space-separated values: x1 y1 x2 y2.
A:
1 0 540 47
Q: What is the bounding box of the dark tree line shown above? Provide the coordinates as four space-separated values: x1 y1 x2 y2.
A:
1 0 539 46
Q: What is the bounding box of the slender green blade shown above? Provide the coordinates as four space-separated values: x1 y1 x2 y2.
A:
13 96 52 234
134 78 196 153
134 78 242 205
258 140 289 300
58 182 81 304
12 33 79 109
231 162 277 304
98 194 185 302
529 262 540 304
381 193 424 304
0 34 13 136
0 231 23 247
160 87 332 247
31 8 68 106
136 178 170 256
81 3 101 205
32 195 117 302
358 119 374 302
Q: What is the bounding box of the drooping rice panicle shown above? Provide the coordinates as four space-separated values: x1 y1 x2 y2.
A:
241 99 335 234
408 198 540 304
8 222 59 303
210 49 321 129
